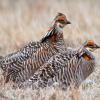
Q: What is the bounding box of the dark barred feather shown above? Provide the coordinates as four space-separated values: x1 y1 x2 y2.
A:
20 47 95 90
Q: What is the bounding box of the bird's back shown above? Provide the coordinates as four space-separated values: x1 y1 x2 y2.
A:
0 29 66 83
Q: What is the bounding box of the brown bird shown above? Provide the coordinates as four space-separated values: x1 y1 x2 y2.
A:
19 40 100 90
0 13 71 84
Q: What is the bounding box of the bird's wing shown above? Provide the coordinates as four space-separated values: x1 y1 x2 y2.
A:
0 41 41 65
0 41 43 75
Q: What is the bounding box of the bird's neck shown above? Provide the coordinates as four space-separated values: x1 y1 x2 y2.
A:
41 24 64 44
77 47 95 61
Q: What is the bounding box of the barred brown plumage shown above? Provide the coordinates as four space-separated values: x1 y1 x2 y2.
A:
0 13 71 83
20 40 100 90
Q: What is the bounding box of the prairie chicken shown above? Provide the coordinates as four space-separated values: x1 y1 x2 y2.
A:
20 40 100 89
0 13 71 83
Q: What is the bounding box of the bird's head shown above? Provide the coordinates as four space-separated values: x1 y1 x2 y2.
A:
53 13 71 28
83 40 100 52
78 40 100 61
41 13 70 43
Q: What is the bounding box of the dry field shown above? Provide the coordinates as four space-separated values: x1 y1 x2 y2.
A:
0 0 100 100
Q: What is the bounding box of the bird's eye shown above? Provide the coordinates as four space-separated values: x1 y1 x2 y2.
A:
88 44 93 46
86 43 94 47
58 20 65 24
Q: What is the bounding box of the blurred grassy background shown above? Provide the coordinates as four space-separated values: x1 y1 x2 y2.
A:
0 0 100 100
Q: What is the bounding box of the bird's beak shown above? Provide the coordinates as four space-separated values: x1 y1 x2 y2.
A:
66 21 71 24
95 44 100 48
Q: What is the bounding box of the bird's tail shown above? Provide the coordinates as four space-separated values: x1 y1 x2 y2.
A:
0 56 4 70
0 56 3 59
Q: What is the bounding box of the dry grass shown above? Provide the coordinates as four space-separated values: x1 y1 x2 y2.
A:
0 0 100 100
